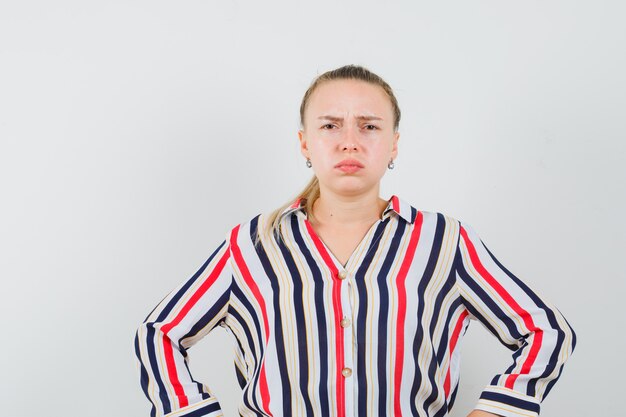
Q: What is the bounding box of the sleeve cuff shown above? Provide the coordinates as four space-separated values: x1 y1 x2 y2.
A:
162 397 223 417
474 386 540 417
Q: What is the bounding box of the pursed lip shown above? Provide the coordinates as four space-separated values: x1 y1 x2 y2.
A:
334 159 365 168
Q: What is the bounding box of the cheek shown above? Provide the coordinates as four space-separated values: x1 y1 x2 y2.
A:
371 141 393 159
309 141 333 158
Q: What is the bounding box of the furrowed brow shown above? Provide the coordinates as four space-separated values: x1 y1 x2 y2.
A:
356 115 384 121
317 115 343 122
317 115 384 122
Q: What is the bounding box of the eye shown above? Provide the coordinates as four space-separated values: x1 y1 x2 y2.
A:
321 123 336 129
364 124 379 130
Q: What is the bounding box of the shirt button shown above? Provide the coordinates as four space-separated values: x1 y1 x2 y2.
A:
341 367 352 377
340 317 351 328
338 270 348 280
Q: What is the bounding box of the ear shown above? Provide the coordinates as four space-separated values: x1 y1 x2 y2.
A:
391 131 399 159
298 129 310 158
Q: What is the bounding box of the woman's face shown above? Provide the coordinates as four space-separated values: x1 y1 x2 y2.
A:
298 79 399 197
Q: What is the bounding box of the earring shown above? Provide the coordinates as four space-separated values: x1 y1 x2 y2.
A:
388 159 395 170
306 158 312 168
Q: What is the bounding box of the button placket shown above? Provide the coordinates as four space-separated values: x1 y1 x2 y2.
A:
339 270 355 416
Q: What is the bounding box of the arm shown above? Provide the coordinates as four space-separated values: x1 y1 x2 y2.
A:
455 221 576 417
134 237 234 417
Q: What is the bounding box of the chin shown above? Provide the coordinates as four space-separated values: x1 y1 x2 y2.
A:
330 181 377 196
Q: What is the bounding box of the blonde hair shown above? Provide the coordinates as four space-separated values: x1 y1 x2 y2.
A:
255 64 401 245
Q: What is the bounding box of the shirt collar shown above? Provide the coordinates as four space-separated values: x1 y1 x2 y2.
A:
279 194 416 224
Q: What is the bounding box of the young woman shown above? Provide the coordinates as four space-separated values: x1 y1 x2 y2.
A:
134 65 575 417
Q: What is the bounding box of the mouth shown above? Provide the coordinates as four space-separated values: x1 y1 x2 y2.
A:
335 159 364 173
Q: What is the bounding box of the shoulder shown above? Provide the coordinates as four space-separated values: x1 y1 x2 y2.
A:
392 196 462 229
224 213 264 242
416 209 483 247
404 205 463 231
399 201 475 246
416 209 460 224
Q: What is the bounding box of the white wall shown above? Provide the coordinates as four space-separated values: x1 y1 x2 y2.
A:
1 1 624 416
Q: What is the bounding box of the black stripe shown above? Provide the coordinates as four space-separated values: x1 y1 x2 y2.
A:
230 284 264 413
145 325 172 413
235 363 247 389
415 215 451 415
140 240 228 413
250 215 293 414
480 391 540 413
410 206 418 224
292 215 331 416
184 401 223 417
274 215 315 416
181 291 230 343
154 240 228 324
355 218 390 415
134 331 157 417
543 314 576 398
377 220 407 415
433 279 461 362
225 314 250 390
456 253 525 343
430 215 459 350
483 244 570 396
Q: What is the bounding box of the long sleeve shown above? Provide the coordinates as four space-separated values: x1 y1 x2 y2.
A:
454 221 576 417
134 236 234 417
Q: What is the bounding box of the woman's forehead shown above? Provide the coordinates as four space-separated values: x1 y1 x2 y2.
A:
306 79 392 115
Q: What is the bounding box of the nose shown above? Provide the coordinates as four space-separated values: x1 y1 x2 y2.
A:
339 125 359 152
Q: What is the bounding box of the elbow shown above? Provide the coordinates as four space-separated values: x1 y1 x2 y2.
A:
565 320 577 355
556 310 577 356
134 319 160 360
134 322 149 361
547 307 577 359
135 319 177 360
548 317 577 366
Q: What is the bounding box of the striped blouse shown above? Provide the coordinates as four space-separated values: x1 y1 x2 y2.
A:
134 195 576 417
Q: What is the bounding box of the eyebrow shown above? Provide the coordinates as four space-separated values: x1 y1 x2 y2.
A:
317 115 384 122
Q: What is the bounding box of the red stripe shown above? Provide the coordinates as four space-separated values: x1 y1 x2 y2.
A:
230 225 272 415
444 310 469 398
460 226 543 389
393 211 423 416
160 248 230 408
391 195 400 214
304 219 345 417
290 197 301 209
161 339 186 406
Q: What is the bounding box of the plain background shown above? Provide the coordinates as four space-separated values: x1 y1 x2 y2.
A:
1 1 625 416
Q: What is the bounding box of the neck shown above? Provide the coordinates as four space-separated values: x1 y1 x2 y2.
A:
311 186 388 226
